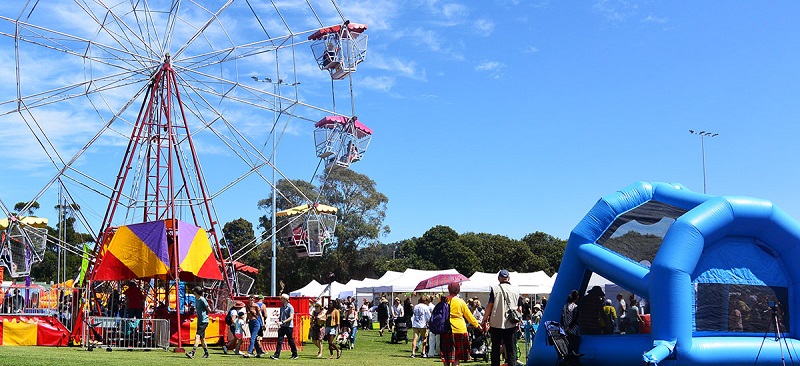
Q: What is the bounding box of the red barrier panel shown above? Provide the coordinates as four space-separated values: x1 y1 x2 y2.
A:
37 317 69 346
639 314 651 334
0 315 70 346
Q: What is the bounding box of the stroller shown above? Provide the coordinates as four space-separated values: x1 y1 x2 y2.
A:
337 328 352 350
470 329 489 362
544 321 582 366
359 313 372 330
390 318 409 344
339 319 353 349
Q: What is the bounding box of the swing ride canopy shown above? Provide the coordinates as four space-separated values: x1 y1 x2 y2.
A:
93 219 222 281
0 217 48 230
275 203 338 218
314 116 373 138
308 23 368 40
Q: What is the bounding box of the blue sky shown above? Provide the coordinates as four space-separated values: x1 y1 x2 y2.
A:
0 1 799 249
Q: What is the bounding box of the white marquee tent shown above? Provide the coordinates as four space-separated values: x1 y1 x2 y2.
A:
292 269 560 303
289 280 350 299
367 268 460 294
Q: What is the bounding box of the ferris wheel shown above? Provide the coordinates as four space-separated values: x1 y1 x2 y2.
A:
0 0 372 305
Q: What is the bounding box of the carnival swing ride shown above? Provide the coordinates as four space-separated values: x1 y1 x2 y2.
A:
0 0 372 349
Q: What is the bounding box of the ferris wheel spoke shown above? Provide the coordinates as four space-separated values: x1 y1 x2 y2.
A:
171 0 235 61
176 66 334 120
174 34 310 71
77 0 165 64
168 79 311 205
0 68 151 116
0 16 159 71
20 81 150 213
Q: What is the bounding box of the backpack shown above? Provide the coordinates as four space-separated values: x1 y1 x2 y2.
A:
429 299 451 334
225 308 234 326
377 302 389 318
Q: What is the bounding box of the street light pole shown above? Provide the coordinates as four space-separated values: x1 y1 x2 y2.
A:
689 130 719 194
252 76 299 296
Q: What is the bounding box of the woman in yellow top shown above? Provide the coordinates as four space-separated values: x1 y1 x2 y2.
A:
442 282 482 366
325 302 342 359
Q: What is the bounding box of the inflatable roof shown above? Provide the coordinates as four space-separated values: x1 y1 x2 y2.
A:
529 182 800 366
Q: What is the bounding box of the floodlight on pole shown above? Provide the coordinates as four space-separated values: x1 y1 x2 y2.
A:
252 75 300 296
689 129 719 194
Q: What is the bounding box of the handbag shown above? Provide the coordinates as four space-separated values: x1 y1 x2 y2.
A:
498 283 522 324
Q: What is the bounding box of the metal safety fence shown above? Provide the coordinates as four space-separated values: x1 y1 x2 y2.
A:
0 285 83 332
82 316 169 351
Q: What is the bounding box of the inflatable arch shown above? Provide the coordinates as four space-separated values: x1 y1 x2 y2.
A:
528 182 800 366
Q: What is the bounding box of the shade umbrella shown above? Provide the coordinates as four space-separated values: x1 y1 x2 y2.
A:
414 273 469 291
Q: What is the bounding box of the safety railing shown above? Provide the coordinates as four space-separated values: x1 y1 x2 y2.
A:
0 285 83 332
83 316 170 351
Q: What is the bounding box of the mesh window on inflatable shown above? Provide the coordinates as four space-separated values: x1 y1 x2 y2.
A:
596 200 688 266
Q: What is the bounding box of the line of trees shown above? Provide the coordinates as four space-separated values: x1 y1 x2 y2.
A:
3 170 568 293
223 169 567 293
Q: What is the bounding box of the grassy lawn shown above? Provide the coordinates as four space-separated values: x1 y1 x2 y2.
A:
0 329 529 366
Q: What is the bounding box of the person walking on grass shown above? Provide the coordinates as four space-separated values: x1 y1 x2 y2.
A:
441 282 482 366
311 302 327 357
376 296 391 336
411 295 431 358
223 300 246 354
270 294 299 360
481 269 521 366
427 295 441 358
186 286 210 359
243 297 265 358
325 302 342 359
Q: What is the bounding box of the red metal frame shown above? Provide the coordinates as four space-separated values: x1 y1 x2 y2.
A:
78 54 232 349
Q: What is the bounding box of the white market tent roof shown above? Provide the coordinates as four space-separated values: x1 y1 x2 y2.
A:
293 269 558 299
337 278 381 299
468 271 555 295
358 268 459 294
354 270 404 293
289 280 350 299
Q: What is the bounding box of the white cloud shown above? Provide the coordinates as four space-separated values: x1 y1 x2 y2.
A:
441 3 470 25
368 52 427 81
359 76 397 92
412 28 443 51
475 61 506 79
475 61 505 72
523 46 540 54
336 0 402 31
642 15 668 24
593 0 639 23
475 19 495 36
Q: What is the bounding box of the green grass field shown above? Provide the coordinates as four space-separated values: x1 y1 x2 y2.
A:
0 329 529 366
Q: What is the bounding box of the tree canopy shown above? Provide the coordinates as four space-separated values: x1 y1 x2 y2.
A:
217 166 568 293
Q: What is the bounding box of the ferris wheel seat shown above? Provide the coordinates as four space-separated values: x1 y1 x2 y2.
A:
295 246 309 258
325 158 349 171
322 60 341 70
331 69 352 80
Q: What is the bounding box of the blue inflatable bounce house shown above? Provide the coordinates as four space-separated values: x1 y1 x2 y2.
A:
528 182 800 366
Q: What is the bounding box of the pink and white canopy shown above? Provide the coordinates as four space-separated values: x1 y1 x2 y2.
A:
314 116 372 138
308 23 368 41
